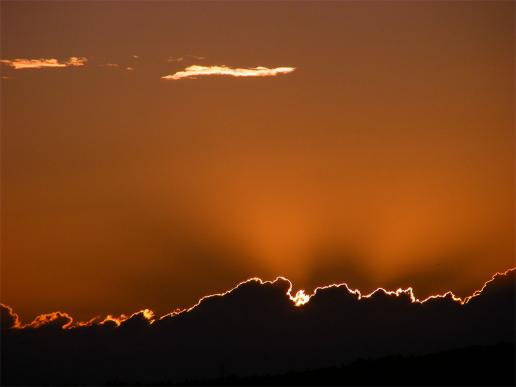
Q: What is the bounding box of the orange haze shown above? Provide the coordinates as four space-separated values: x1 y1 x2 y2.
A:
1 1 514 321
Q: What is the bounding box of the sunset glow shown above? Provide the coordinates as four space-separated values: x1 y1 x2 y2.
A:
1 0 514 351
2 3 514 384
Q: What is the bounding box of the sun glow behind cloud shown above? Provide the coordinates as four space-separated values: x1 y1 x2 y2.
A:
2 267 513 330
161 65 295 80
0 57 87 69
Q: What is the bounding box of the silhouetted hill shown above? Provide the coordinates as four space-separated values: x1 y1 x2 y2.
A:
1 270 515 386
153 342 513 386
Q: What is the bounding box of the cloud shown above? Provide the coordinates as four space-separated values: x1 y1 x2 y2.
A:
167 56 184 63
101 63 120 68
99 63 135 71
0 57 87 69
167 55 205 63
26 311 74 329
161 65 295 80
1 268 514 385
1 303 22 330
3 267 514 330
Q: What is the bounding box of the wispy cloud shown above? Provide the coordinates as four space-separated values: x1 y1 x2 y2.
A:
167 56 184 63
99 63 135 71
167 55 205 63
162 65 295 80
0 57 87 70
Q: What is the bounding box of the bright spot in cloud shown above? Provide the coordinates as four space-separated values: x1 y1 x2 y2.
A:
161 65 295 80
0 57 87 69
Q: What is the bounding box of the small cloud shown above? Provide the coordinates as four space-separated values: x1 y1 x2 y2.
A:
162 65 295 80
190 55 205 61
132 55 139 59
167 56 184 63
66 57 87 67
0 57 87 70
167 55 205 63
100 63 134 71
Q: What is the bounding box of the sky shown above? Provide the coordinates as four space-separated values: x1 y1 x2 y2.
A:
1 1 514 321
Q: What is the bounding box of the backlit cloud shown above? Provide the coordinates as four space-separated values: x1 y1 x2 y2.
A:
0 56 87 69
1 268 514 385
161 65 295 80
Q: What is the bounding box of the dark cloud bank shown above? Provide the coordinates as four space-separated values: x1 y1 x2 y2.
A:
1 270 515 386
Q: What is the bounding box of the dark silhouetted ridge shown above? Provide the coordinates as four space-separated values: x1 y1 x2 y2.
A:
142 342 512 386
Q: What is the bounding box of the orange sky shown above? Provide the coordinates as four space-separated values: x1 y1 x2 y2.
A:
1 1 514 321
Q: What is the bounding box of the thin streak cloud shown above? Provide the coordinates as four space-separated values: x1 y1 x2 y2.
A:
162 65 295 80
0 57 87 69
167 55 205 63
